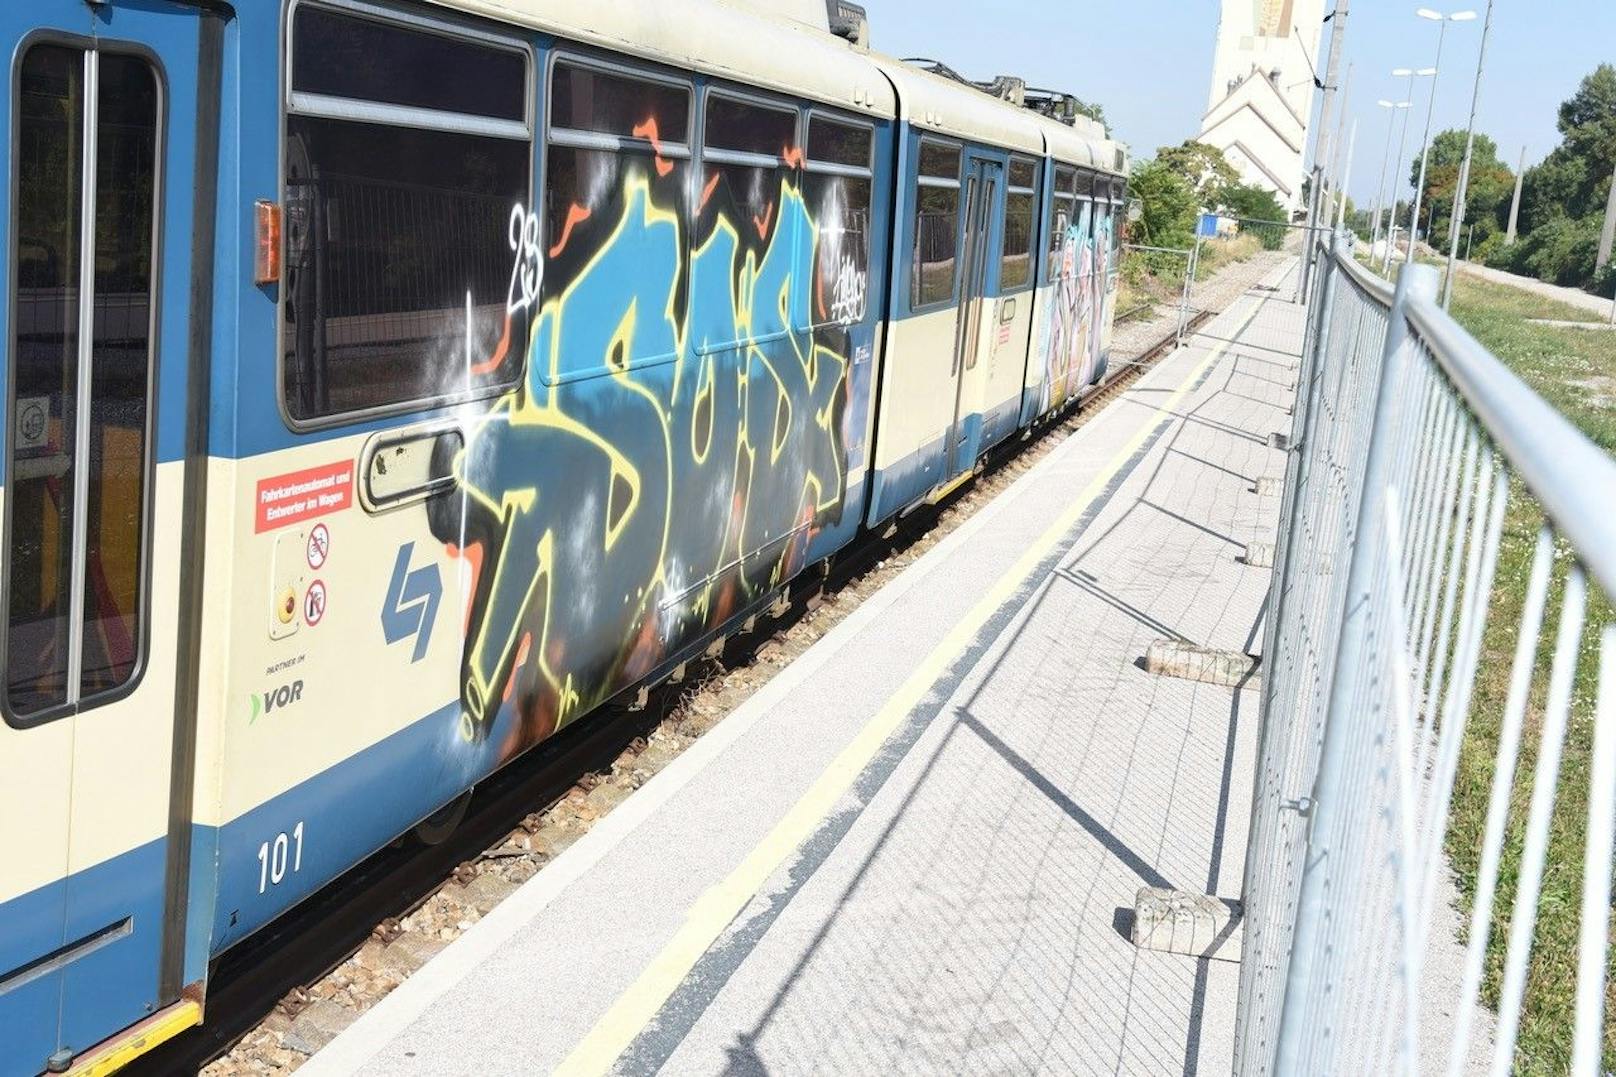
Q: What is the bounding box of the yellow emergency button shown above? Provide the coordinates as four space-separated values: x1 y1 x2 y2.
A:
277 586 298 625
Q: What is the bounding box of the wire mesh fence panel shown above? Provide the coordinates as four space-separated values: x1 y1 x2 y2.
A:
1237 240 1616 1075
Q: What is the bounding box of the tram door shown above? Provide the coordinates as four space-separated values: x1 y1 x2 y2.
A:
0 1 214 1068
944 155 1001 482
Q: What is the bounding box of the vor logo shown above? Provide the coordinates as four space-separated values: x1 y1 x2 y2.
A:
249 679 304 723
381 542 442 664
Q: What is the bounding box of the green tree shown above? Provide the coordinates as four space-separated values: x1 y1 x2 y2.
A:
1129 157 1197 248
1499 64 1616 291
1557 62 1616 201
1155 140 1239 207
1518 147 1588 234
1218 182 1288 248
1409 129 1513 248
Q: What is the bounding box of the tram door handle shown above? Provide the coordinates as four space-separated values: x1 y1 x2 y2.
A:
359 424 466 512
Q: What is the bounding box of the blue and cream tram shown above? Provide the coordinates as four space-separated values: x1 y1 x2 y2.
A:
0 1 1127 1070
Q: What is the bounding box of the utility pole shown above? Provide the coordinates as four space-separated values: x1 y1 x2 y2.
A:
1597 158 1616 271
1442 0 1495 308
1505 144 1526 244
1331 62 1355 193
1302 0 1348 296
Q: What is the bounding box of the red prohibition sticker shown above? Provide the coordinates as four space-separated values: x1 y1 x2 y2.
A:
256 460 354 533
304 579 327 626
307 523 330 570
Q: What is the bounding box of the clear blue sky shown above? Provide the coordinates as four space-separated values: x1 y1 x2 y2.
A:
869 0 1616 208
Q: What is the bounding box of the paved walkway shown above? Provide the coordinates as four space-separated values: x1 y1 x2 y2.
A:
301 259 1307 1077
1456 259 1616 320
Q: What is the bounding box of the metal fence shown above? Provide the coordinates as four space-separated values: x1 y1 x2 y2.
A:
1236 235 1616 1074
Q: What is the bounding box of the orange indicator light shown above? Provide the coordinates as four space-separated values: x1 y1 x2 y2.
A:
255 200 282 285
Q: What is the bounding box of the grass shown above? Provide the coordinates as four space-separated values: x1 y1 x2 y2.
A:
1436 269 1616 1073
1117 233 1265 322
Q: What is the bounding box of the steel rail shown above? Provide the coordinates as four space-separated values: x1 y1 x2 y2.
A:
1403 295 1616 600
1326 246 1615 600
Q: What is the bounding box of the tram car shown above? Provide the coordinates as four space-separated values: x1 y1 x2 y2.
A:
0 0 1127 1070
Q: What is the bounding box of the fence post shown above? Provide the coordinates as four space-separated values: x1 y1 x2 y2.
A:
1271 260 1440 1073
1176 235 1201 348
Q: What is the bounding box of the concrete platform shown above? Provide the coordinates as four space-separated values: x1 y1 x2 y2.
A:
300 257 1307 1077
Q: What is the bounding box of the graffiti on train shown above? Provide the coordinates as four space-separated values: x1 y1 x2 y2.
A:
426 157 871 757
1037 203 1106 412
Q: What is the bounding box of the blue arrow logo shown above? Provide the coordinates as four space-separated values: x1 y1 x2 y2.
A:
381 542 442 664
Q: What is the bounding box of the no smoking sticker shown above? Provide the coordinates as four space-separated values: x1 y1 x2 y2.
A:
304 579 327 626
307 523 330 570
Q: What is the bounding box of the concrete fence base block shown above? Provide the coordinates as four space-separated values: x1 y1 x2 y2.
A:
1253 476 1285 497
1131 887 1243 963
1144 639 1260 689
1267 432 1290 451
1243 541 1275 568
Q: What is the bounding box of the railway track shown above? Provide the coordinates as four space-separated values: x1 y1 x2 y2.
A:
129 310 1209 1076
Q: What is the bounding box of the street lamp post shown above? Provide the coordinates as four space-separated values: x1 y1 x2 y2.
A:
1338 120 1358 232
1442 0 1496 307
1408 10 1477 263
1384 65 1435 272
1371 99 1412 256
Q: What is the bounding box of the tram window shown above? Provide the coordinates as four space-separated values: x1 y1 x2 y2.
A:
705 94 796 157
1047 164 1076 275
1001 156 1038 291
806 174 871 325
700 94 799 262
807 115 872 169
912 139 960 308
919 141 960 181
7 45 159 720
291 5 526 122
803 115 873 328
546 64 692 290
282 5 531 422
551 62 688 143
1056 164 1076 194
1048 202 1076 274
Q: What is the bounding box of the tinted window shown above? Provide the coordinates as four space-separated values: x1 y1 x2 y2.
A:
282 116 530 419
806 174 871 325
705 95 796 157
920 140 959 180
283 10 531 422
698 95 798 319
807 116 871 169
1075 169 1096 198
1055 164 1075 196
292 5 526 122
1001 190 1036 290
913 184 958 307
546 63 694 326
9 46 158 717
1008 157 1037 189
551 62 689 143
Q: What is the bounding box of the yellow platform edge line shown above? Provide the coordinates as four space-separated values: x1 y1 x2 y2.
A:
67 997 202 1077
555 302 1261 1077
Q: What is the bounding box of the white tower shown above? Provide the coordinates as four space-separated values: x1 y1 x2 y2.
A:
1198 0 1324 214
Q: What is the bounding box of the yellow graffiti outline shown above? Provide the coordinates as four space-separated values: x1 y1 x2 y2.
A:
459 171 857 726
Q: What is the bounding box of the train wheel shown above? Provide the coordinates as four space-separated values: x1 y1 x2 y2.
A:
413 787 474 845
